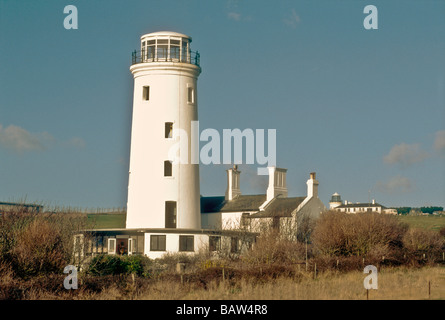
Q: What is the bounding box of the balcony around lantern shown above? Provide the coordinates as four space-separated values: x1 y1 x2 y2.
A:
131 48 200 67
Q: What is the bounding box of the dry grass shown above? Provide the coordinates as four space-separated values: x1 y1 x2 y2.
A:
15 265 441 300
137 266 444 300
85 266 444 300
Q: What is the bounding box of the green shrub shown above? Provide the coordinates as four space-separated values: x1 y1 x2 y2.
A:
87 254 152 276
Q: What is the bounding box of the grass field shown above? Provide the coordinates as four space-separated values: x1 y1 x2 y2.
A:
397 215 445 231
86 213 126 229
86 212 445 232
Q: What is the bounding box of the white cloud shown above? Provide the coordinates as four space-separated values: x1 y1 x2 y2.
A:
0 124 53 153
375 176 413 194
66 137 86 149
383 143 429 166
0 124 85 153
228 12 241 21
283 9 301 28
434 130 445 152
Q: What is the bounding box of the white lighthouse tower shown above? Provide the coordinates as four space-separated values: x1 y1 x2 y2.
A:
126 31 201 230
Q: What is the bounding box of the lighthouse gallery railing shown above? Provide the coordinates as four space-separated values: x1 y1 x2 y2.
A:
131 49 200 67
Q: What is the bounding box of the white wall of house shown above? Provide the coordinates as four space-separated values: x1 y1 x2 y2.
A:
202 211 258 230
250 217 273 233
143 232 208 259
336 206 382 214
221 211 255 230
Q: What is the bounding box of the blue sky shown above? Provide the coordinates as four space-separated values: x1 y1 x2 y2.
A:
0 0 444 210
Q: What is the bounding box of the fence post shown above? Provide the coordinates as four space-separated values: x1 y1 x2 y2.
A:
428 281 431 299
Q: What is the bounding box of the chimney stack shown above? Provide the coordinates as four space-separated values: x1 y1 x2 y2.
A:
306 172 319 198
266 167 288 201
225 165 241 200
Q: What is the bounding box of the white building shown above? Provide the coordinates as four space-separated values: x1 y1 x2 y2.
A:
201 169 326 239
330 193 397 215
76 31 327 260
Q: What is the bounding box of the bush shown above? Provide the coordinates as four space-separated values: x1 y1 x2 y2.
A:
311 211 408 259
11 218 68 277
0 209 89 279
87 254 152 276
402 228 444 262
241 230 307 266
439 227 445 238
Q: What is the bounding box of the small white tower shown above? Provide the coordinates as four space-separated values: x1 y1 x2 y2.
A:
329 192 342 209
126 31 201 229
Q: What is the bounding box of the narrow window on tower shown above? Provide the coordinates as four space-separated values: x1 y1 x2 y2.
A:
165 201 177 228
187 86 194 104
164 160 172 177
142 86 150 101
165 122 173 138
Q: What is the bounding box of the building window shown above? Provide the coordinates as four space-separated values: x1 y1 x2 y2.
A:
187 87 194 104
241 213 250 229
165 122 173 138
231 237 239 253
164 160 172 177
150 235 166 251
170 39 180 60
272 217 280 230
142 86 150 101
181 38 189 62
74 234 84 257
108 238 116 255
157 39 168 60
179 235 194 252
165 201 177 228
128 238 134 255
209 236 221 252
147 40 155 60
94 236 104 253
